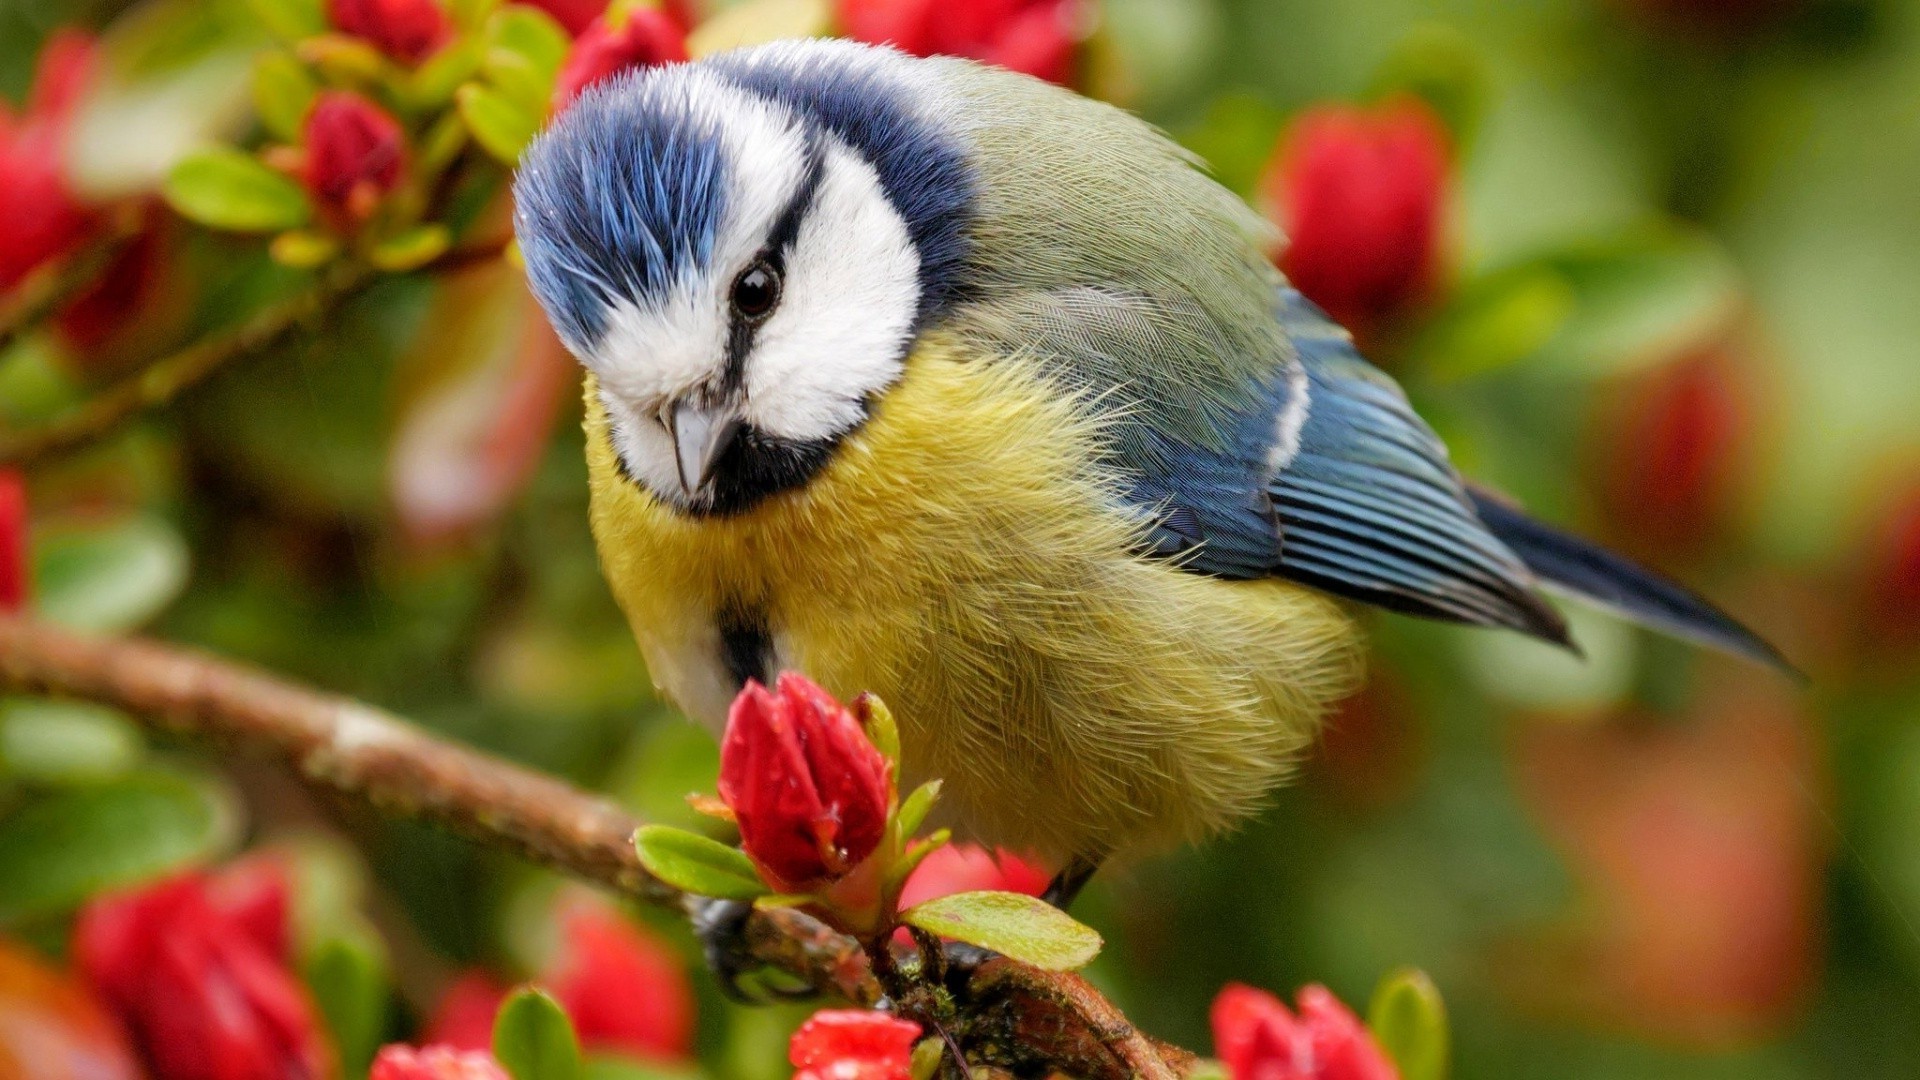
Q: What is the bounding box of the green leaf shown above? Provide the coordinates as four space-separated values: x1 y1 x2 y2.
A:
633 825 769 900
0 701 142 785
484 51 558 116
164 147 313 232
1175 92 1288 200
270 229 342 269
409 40 486 110
245 0 326 41
1367 968 1449 1080
857 693 899 766
458 83 541 163
894 780 942 840
1415 266 1576 380
0 771 236 922
494 987 583 1080
883 829 949 899
253 51 319 142
901 890 1102 971
306 936 392 1078
581 1054 702 1080
370 224 452 272
486 5 570 83
33 516 191 633
1368 24 1489 153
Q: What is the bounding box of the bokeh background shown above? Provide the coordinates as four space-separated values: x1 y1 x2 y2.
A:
2 0 1919 1077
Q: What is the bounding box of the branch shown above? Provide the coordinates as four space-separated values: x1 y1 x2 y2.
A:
0 208 144 356
0 616 1194 1079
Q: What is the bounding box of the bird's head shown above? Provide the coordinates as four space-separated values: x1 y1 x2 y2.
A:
514 44 970 515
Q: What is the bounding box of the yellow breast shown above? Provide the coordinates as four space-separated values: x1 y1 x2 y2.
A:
584 338 1363 863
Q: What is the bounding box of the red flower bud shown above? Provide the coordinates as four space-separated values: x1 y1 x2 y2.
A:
301 92 408 232
422 971 509 1053
717 673 891 893
371 1045 510 1080
1211 983 1399 1080
74 860 333 1080
0 470 26 612
1591 343 1753 559
551 8 688 111
1263 98 1450 338
326 0 453 63
836 0 1083 85
897 844 1049 910
788 1010 920 1080
548 900 694 1061
0 30 101 292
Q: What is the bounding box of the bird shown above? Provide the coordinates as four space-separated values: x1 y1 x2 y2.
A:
512 38 1789 912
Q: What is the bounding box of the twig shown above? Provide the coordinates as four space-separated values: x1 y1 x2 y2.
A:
0 266 373 467
0 616 1194 1078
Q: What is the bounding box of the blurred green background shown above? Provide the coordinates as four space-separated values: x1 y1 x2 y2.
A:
2 0 1919 1077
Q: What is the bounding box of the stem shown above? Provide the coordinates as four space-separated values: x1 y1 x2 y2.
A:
0 616 1193 1078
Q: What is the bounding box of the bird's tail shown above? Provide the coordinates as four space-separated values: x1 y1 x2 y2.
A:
1466 486 1796 674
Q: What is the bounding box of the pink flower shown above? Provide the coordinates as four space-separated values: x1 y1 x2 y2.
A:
836 0 1083 85
1263 98 1450 337
718 673 892 893
896 844 1049 910
371 1045 510 1080
74 860 334 1080
301 92 408 231
551 8 688 111
0 30 101 292
327 0 453 63
1592 343 1754 559
788 1010 920 1080
421 900 693 1061
0 470 26 612
1211 983 1398 1080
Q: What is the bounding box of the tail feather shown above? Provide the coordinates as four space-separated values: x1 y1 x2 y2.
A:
1467 487 1797 675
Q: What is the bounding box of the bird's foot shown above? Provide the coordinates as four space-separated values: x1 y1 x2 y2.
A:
690 897 819 1004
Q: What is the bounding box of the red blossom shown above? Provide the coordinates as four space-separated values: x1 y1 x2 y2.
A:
837 0 1083 85
718 673 893 892
1862 482 1920 649
301 92 408 231
326 0 453 63
788 1010 920 1080
548 901 694 1061
1592 343 1753 559
551 8 688 111
1211 983 1398 1080
896 843 1049 910
420 900 693 1060
74 859 333 1080
371 1045 510 1080
0 30 101 293
1264 97 1450 338
422 971 510 1052
0 470 26 612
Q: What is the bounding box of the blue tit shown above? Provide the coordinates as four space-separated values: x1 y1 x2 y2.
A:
512 39 1788 899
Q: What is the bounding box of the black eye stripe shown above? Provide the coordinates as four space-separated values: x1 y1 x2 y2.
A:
720 131 825 393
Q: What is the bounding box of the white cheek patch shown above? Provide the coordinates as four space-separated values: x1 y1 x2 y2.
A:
742 139 920 443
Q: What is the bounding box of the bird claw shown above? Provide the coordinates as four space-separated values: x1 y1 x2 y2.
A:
690 897 819 1004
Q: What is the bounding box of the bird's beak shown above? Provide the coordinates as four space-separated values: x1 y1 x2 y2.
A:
665 399 744 498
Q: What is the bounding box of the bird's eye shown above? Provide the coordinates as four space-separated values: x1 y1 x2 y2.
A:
730 261 781 321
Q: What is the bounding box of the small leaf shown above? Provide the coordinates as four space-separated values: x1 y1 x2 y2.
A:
458 83 540 163
418 111 472 174
494 987 583 1080
409 40 485 110
0 771 237 923
370 224 453 271
253 51 320 142
1415 266 1575 380
632 825 768 900
484 50 558 115
894 780 941 840
164 148 312 232
901 890 1102 971
581 1054 702 1080
298 35 392 85
270 229 341 269
245 0 326 41
306 936 392 1077
486 6 570 82
449 0 502 30
0 701 142 785
1368 968 1449 1080
883 829 949 899
856 693 899 766
33 516 191 633
1368 24 1489 153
